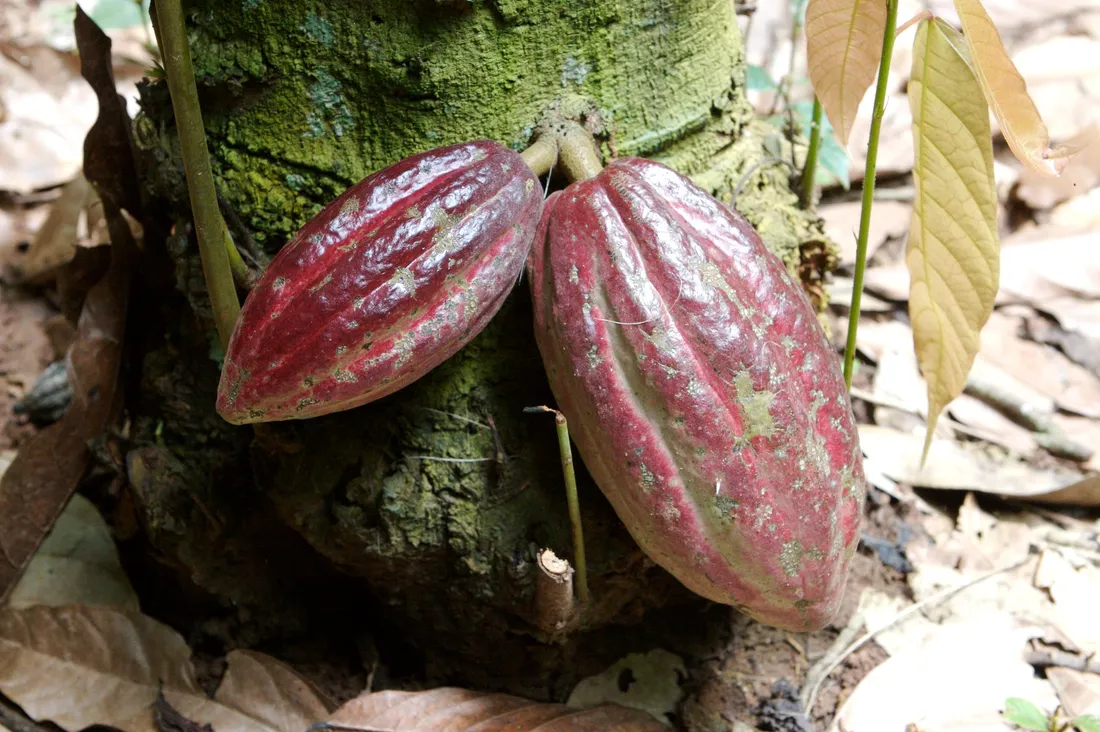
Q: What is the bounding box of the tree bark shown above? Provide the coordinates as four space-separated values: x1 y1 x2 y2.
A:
131 0 831 695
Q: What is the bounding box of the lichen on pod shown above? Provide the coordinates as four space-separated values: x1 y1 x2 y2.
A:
528 157 864 630
217 139 543 423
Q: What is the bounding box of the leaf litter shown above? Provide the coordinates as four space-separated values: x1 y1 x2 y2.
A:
0 1 1098 731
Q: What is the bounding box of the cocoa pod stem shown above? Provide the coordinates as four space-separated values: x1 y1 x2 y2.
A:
524 405 589 604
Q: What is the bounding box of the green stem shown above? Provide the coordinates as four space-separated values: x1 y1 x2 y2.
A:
154 0 241 350
525 406 589 605
520 136 558 177
224 229 253 288
800 97 823 208
554 123 604 182
842 0 899 388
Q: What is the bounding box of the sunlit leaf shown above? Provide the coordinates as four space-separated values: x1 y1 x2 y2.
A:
1002 698 1050 731
953 0 1084 176
907 19 999 462
1074 714 1100 732
805 0 887 146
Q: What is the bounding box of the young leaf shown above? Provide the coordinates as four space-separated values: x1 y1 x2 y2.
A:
907 18 999 462
1003 698 1051 731
805 0 888 146
953 0 1082 176
1075 714 1100 732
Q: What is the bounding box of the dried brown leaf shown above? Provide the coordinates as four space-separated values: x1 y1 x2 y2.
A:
0 604 200 732
75 7 142 216
0 7 140 602
0 209 135 602
834 616 1058 731
176 650 333 732
7 494 139 611
329 687 667 731
18 175 100 284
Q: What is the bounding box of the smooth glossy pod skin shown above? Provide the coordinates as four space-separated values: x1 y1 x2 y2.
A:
218 140 542 424
529 158 864 630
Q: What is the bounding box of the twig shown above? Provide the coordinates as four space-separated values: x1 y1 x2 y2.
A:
153 0 241 349
848 386 1029 449
800 552 1035 715
524 405 589 604
1025 649 1100 674
535 547 576 638
800 97 824 208
842 0 900 388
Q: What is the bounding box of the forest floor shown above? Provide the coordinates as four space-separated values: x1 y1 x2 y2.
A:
1 1 1099 731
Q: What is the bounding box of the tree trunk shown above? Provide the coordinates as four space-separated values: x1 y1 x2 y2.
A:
131 0 830 696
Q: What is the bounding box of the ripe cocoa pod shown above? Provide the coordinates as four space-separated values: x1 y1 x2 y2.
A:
528 158 864 630
217 140 542 424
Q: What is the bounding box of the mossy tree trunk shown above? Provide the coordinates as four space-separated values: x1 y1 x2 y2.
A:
131 0 829 696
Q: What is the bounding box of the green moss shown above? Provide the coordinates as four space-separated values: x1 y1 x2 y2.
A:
156 0 751 254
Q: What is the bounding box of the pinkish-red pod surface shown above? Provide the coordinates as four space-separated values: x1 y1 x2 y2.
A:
528 157 864 630
217 140 543 424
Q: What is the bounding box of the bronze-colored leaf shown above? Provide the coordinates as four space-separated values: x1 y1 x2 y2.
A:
74 6 143 216
18 176 102 284
0 211 136 602
805 0 888 146
328 687 667 731
0 7 143 603
953 0 1087 176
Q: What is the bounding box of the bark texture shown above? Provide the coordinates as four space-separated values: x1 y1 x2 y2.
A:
131 0 833 694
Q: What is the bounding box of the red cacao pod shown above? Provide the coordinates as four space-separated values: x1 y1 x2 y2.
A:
529 158 864 630
217 140 542 424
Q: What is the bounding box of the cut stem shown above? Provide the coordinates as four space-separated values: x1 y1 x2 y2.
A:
154 0 240 349
800 97 823 207
842 0 900 388
524 405 589 605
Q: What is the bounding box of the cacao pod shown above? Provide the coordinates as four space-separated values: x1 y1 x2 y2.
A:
528 158 864 630
217 140 542 424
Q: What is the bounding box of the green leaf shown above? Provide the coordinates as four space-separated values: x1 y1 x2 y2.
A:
791 100 851 189
907 18 1000 463
1003 698 1051 731
746 64 779 91
816 130 851 189
1074 714 1100 732
86 0 147 30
